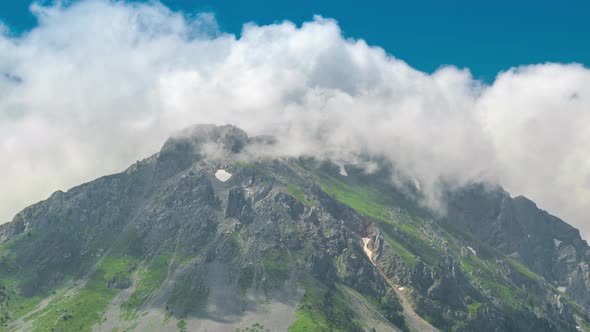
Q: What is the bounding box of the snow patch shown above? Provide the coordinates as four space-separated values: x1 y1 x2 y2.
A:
467 246 477 256
398 286 405 291
554 239 562 248
214 169 232 182
337 162 348 176
558 286 567 292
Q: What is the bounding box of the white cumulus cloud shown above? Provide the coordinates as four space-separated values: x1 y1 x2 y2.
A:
0 0 589 238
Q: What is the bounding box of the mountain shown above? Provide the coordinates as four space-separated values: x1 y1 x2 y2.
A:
1 124 589 331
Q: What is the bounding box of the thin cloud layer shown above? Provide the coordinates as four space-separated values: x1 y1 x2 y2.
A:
0 0 589 238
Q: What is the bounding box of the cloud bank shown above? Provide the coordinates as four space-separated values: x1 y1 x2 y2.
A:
1 1 589 238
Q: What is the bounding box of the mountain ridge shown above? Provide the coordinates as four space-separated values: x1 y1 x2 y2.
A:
1 124 589 331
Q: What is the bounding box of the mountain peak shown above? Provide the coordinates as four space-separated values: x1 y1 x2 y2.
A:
161 123 249 155
155 124 250 178
1 124 590 331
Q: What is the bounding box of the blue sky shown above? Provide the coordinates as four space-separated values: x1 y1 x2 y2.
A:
1 0 589 81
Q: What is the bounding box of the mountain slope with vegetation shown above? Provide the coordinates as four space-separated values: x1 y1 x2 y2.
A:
0 124 589 331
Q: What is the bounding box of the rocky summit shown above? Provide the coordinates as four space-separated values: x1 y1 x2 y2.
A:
1 124 590 331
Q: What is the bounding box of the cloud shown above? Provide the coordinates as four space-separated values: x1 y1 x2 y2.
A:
478 64 590 235
0 0 589 238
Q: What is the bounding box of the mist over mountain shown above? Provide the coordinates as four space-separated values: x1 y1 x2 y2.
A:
1 0 590 241
1 124 590 331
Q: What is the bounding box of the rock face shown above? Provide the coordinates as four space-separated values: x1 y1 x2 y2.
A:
225 187 254 224
0 124 589 332
444 184 590 310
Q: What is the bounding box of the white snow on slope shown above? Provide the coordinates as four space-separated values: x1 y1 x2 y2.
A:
215 169 232 182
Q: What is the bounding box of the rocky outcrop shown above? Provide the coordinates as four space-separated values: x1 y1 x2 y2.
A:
225 187 254 224
569 261 590 308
